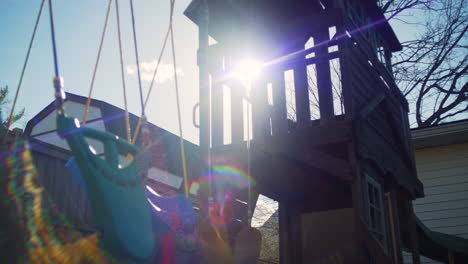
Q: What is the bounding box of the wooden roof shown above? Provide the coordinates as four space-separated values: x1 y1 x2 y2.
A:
184 0 402 51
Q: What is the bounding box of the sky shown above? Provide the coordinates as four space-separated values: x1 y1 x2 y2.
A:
0 0 200 143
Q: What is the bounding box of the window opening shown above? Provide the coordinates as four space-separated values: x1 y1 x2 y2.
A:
306 64 320 120
305 37 315 59
364 173 387 249
329 58 344 116
267 83 273 105
284 70 296 122
208 35 217 46
223 85 232 144
328 26 338 53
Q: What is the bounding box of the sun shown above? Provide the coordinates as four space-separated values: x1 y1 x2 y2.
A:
233 58 262 88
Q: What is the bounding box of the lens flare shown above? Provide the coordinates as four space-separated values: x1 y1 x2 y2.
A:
233 58 262 88
187 165 256 193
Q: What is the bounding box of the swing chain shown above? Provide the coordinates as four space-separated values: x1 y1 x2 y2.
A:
53 76 65 114
140 115 151 147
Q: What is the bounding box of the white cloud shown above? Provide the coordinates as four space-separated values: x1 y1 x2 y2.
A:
126 65 136 75
126 60 184 83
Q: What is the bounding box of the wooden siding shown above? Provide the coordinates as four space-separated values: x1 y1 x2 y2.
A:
347 31 421 198
404 142 468 264
31 145 95 231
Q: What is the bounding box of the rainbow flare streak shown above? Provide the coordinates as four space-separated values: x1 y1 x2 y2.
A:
187 165 256 191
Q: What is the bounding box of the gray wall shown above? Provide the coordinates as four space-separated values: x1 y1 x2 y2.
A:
404 142 468 263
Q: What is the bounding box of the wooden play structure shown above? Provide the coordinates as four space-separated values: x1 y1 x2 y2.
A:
184 0 468 263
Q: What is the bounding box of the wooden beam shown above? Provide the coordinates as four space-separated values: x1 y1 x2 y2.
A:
279 203 289 264
358 93 386 120
268 122 352 148
278 51 340 71
336 18 354 120
211 55 224 147
251 75 270 141
269 140 352 181
293 60 310 127
448 251 455 264
386 191 403 264
265 123 353 182
291 210 302 264
226 56 244 144
314 27 335 123
198 20 210 150
279 203 301 264
197 17 211 195
270 70 288 136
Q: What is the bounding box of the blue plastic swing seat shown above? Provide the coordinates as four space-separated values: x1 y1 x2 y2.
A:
56 113 155 262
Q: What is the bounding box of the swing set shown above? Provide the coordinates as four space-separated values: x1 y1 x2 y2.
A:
2 0 260 263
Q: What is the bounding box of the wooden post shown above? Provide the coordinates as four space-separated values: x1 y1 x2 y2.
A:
210 49 224 147
336 18 353 121
293 59 310 127
251 74 270 141
351 175 366 261
386 191 403 264
291 41 310 128
279 203 292 264
448 250 455 264
271 69 288 135
226 55 244 145
198 9 210 150
279 203 302 264
314 27 335 123
197 8 211 196
291 209 303 264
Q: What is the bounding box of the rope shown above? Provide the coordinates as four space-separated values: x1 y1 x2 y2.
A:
169 0 189 197
48 0 60 78
129 0 145 117
2 0 46 143
114 0 131 142
47 0 65 114
82 0 113 125
131 27 171 144
145 28 171 109
246 88 252 225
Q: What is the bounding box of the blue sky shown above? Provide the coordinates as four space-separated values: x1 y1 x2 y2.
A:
0 0 200 142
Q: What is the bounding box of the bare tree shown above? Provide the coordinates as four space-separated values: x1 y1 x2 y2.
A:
378 0 434 21
0 85 25 129
382 0 468 127
252 196 279 264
